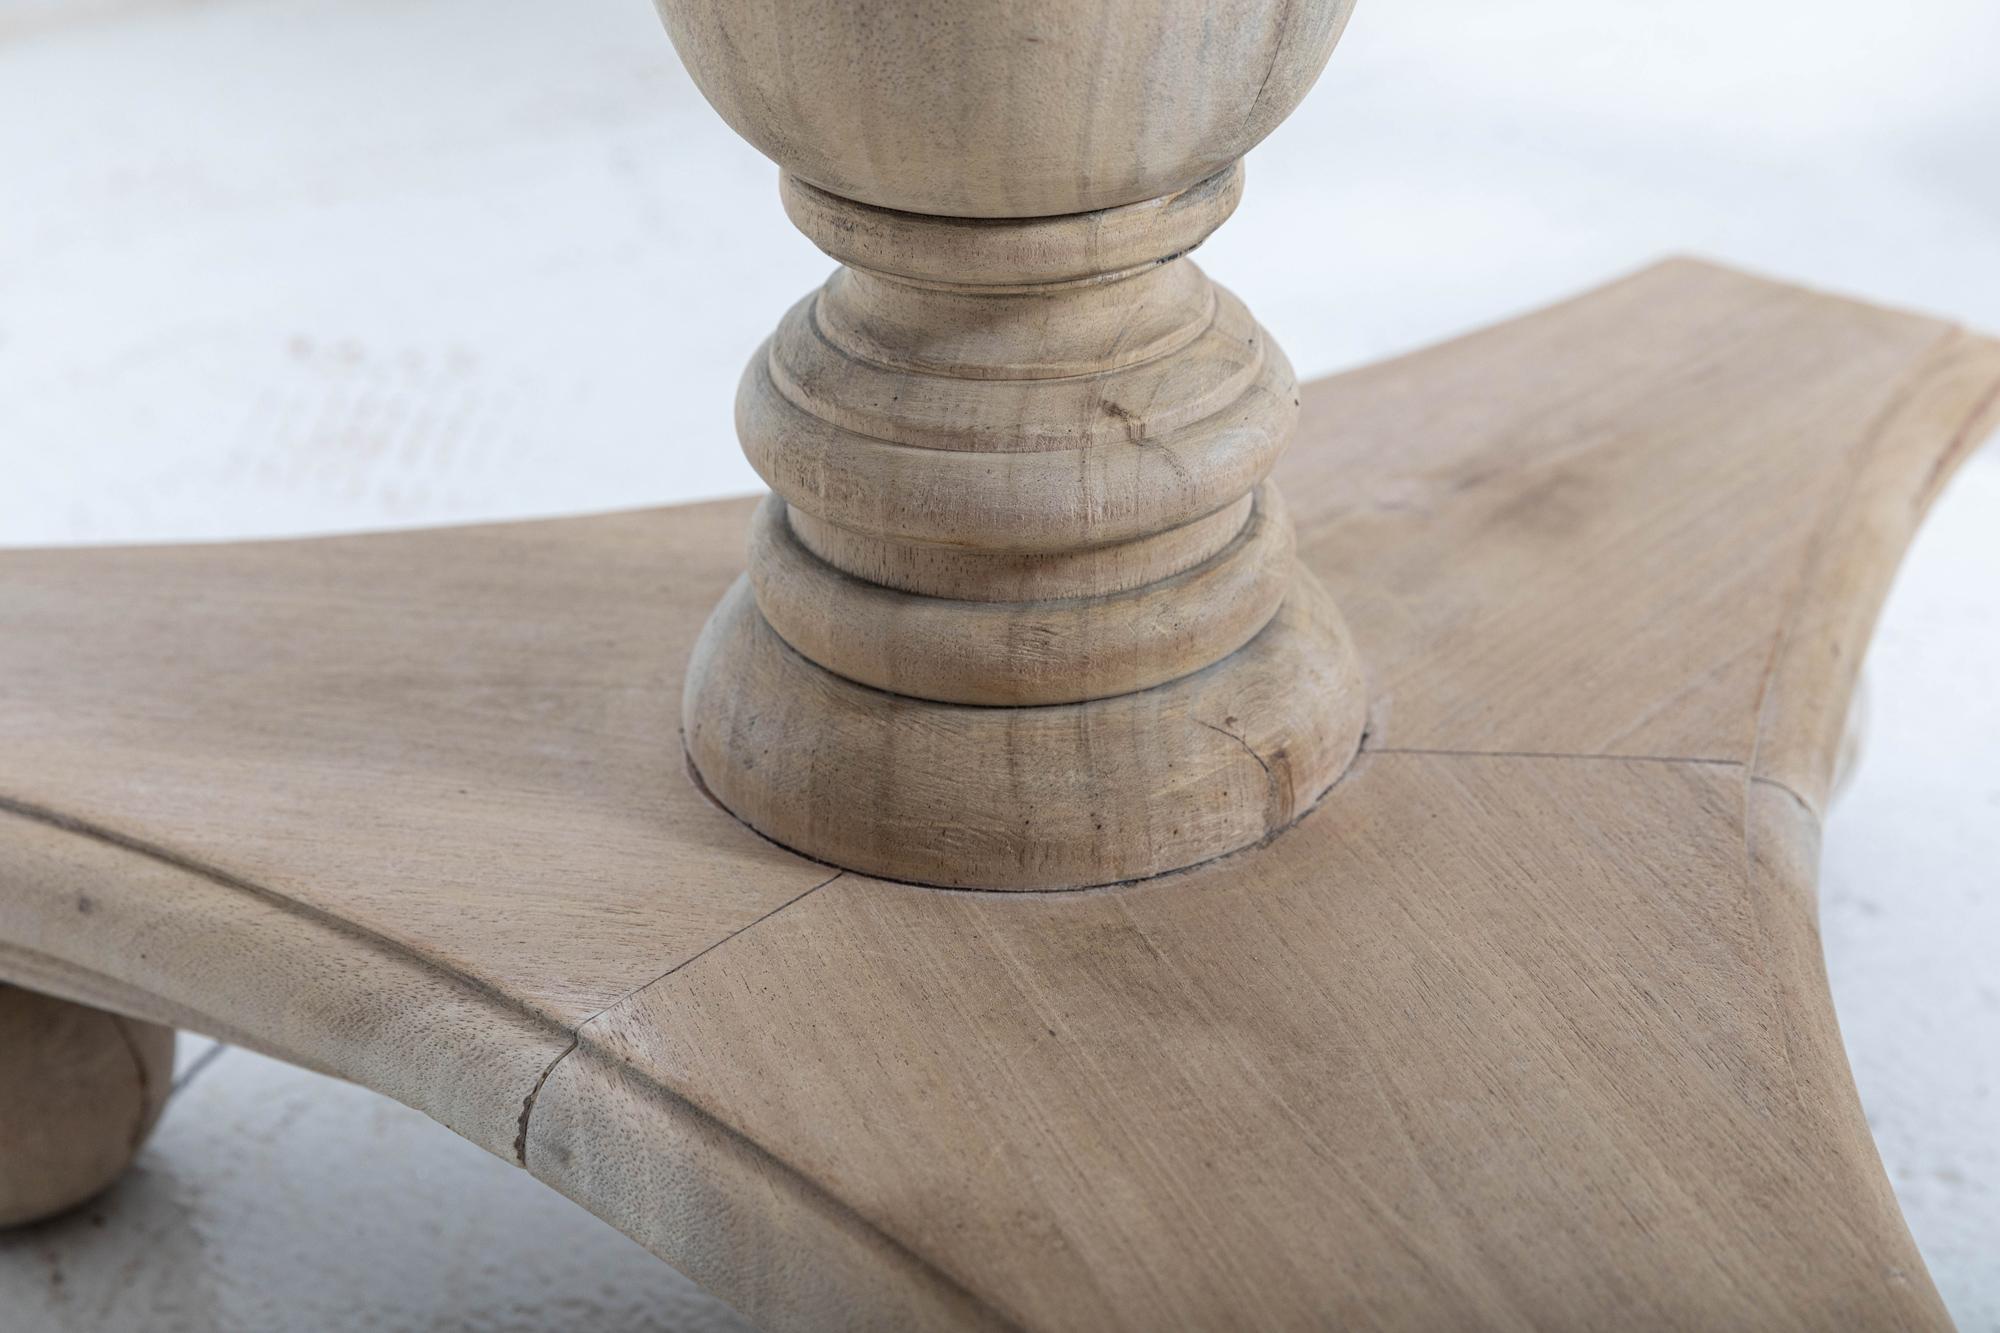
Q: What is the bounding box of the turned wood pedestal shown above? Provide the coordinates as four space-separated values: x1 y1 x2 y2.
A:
4 0 1997 1327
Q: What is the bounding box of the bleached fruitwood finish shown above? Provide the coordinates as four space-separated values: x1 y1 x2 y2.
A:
675 0 1370 890
1 260 1995 1327
0 986 173 1227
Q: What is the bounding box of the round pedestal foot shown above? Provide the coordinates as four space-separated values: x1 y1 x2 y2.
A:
683 571 1367 890
0 985 175 1227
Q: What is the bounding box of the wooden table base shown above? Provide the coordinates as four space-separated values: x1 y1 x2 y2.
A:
3 260 1996 1328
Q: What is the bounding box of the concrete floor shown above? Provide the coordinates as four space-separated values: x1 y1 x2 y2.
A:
2 0 1996 1327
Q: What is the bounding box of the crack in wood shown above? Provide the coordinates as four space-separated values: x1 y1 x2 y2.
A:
512 870 844 1168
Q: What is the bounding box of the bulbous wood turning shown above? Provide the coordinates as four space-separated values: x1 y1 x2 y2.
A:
673 0 1366 888
656 0 1356 218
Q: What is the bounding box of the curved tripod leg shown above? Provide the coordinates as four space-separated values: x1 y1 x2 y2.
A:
0 260 1994 1328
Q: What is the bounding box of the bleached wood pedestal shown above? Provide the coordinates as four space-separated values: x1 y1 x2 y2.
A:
5 0 2000 1325
3 260 1995 1328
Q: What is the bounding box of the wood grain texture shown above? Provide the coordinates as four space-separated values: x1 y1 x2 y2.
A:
535 755 1942 1330
1 260 1995 1327
1296 260 2000 767
0 500 833 1032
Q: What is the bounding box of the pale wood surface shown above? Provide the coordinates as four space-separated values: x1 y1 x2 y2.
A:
3 260 1997 1328
655 0 1353 218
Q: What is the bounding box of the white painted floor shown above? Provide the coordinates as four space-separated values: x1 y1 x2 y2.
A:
1 0 1995 1327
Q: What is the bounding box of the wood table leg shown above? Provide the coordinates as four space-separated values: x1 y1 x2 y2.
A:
0 984 174 1228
